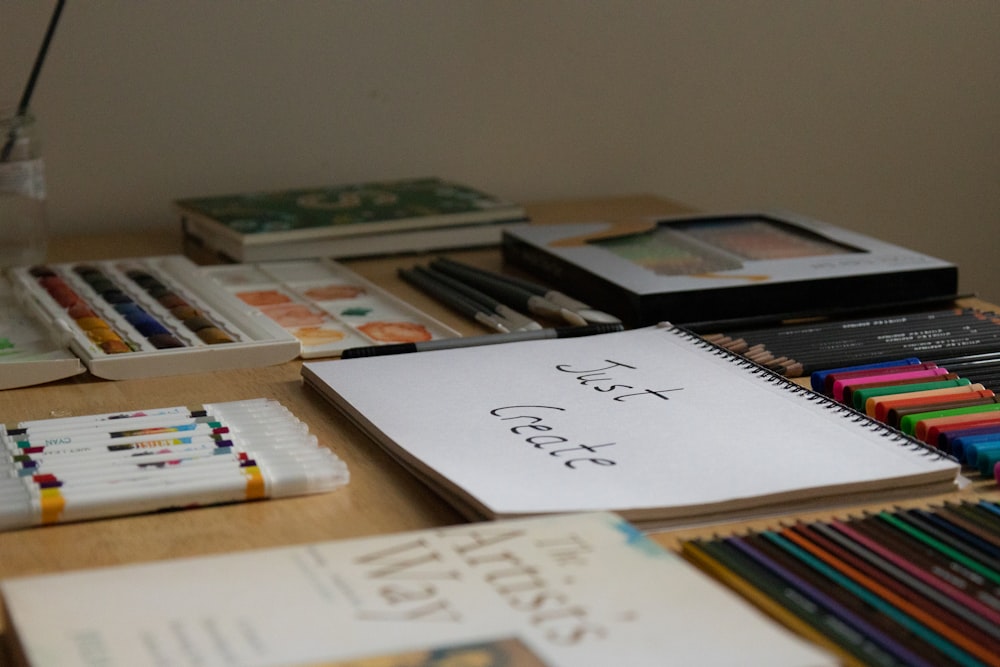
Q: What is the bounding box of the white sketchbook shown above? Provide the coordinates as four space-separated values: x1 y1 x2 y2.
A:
303 324 960 528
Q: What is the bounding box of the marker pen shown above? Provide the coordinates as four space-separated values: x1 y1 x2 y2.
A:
10 447 240 479
8 444 246 477
203 398 291 415
7 447 329 484
6 445 232 478
14 398 283 431
20 453 252 487
7 414 305 450
0 449 347 529
9 422 229 449
14 447 336 490
14 437 217 466
4 413 206 442
1 450 339 513
14 405 191 430
958 435 1000 467
4 438 318 484
5 427 318 468
5 417 298 451
7 402 294 441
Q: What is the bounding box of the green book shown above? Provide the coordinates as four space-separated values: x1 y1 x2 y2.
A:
177 177 527 262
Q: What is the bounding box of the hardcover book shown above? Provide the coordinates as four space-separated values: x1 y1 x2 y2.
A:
301 324 961 530
0 512 833 666
178 177 528 262
501 211 958 326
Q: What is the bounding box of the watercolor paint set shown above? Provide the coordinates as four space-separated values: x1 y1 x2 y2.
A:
0 280 85 390
198 258 459 358
3 255 300 384
503 211 959 326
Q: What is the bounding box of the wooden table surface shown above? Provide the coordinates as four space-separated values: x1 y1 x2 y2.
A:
2 196 695 634
2 194 996 658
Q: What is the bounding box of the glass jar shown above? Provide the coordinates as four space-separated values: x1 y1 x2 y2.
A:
0 109 48 267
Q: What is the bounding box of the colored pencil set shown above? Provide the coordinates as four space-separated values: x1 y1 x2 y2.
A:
0 398 349 531
810 358 1000 483
701 307 1000 386
682 500 1000 667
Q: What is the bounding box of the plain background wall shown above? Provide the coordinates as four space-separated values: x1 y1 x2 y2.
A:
3 1 998 303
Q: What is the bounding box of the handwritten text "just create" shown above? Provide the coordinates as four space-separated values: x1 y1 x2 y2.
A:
490 359 683 469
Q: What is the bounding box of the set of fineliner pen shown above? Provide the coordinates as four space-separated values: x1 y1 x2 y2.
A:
811 357 1000 483
0 398 349 531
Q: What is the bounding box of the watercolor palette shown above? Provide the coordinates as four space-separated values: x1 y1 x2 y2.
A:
199 258 459 358
7 256 300 380
0 279 85 389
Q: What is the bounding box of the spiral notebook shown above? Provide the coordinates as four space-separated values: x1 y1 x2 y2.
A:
302 323 962 528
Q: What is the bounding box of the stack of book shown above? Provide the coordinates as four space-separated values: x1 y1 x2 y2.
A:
177 177 528 262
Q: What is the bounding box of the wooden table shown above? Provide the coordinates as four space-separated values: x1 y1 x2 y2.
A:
1 194 996 658
0 196 691 635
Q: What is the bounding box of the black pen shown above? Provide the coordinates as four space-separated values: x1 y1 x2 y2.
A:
340 323 625 358
430 257 585 325
414 266 540 332
431 257 621 325
399 267 512 333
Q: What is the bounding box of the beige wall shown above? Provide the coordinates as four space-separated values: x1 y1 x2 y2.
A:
3 1 998 303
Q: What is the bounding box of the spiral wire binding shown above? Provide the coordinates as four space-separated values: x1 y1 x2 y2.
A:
669 324 957 462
